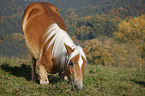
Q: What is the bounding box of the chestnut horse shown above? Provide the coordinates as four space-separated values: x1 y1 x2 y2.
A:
22 2 90 90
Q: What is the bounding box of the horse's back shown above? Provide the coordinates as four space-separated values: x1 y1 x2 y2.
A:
41 3 66 31
22 2 66 59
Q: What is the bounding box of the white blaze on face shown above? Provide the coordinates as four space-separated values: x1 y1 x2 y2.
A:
78 55 83 68
67 46 86 68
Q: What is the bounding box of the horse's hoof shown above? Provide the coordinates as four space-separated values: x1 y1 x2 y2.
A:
40 79 49 84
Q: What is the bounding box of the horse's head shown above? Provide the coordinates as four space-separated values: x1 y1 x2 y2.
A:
64 44 90 90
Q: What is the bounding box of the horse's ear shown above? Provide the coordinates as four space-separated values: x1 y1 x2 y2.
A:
64 43 74 55
84 47 91 53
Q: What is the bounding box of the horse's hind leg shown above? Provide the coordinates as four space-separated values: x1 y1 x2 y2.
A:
30 55 37 81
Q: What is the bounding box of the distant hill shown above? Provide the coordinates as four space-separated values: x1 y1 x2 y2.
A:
1 0 145 38
0 0 145 17
0 0 145 59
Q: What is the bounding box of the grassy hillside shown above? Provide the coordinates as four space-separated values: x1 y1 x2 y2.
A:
0 57 144 95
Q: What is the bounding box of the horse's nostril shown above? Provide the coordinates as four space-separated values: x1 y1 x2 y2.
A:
73 85 78 90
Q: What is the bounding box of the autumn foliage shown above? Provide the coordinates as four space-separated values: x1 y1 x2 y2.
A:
114 15 145 69
0 0 145 70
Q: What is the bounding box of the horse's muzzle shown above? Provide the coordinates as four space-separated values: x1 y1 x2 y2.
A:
73 79 83 90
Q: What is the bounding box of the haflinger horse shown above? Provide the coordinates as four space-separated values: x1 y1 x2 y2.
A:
22 2 90 90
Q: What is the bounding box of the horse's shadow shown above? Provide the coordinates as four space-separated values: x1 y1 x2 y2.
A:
1 62 32 81
131 79 145 87
1 62 60 84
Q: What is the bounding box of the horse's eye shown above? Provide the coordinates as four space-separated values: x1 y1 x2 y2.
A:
69 61 74 66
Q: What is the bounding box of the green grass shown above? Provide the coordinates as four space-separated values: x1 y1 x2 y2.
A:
0 57 145 96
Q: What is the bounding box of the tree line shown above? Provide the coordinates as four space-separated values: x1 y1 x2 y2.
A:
0 0 145 69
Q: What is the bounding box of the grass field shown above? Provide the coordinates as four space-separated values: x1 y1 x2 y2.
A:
0 57 145 96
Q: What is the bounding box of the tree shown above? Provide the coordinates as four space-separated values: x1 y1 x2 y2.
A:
113 15 145 70
84 38 114 66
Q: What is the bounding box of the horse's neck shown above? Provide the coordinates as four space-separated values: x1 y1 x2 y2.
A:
44 23 76 70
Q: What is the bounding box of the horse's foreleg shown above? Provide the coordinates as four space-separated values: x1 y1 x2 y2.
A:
30 55 37 81
37 61 49 84
59 71 67 81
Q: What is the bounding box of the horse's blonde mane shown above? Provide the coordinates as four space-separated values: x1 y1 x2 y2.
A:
43 23 86 70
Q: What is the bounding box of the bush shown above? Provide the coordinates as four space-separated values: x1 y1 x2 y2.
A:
84 38 145 69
